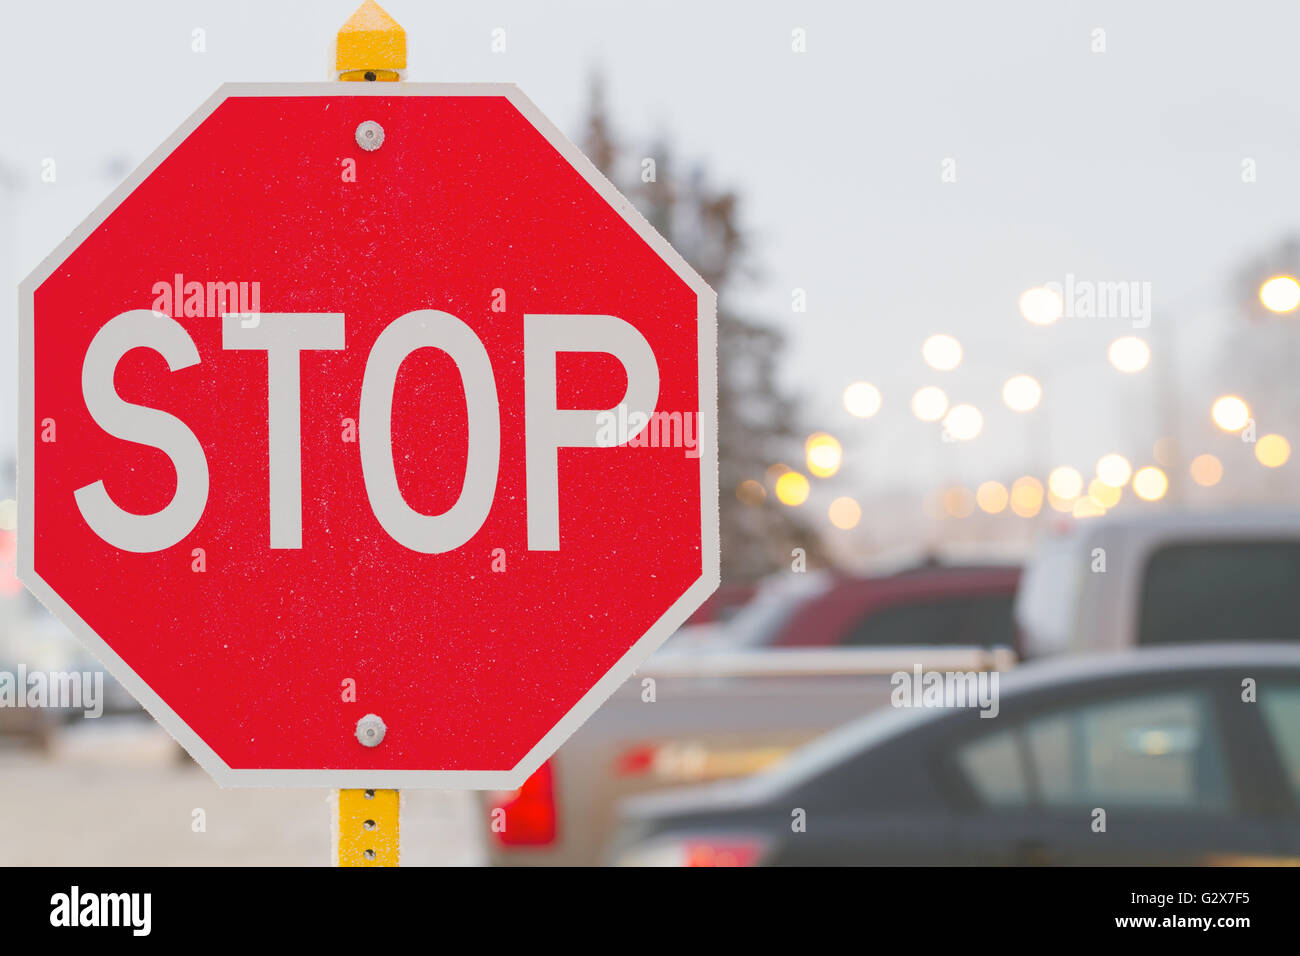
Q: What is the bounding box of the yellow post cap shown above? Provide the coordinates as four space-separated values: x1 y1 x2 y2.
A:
336 0 406 73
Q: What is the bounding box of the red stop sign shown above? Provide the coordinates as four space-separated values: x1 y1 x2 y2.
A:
19 84 718 788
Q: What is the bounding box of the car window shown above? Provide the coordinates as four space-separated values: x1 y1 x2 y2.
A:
954 689 1233 814
955 727 1027 807
841 594 1014 648
1258 684 1300 804
1138 542 1300 646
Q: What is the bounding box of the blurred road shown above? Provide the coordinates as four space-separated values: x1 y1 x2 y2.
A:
0 718 484 866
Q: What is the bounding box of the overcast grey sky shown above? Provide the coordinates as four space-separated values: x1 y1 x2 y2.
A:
4 0 1300 525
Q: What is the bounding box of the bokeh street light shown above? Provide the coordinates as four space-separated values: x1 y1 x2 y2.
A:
774 471 811 506
843 381 882 418
736 479 766 505
911 386 949 422
1255 434 1291 468
1133 466 1169 501
942 486 975 518
1048 466 1084 500
1259 275 1300 314
1108 336 1151 373
922 334 963 371
765 463 792 485
1019 287 1063 325
976 481 1008 514
828 496 862 530
1088 478 1122 508
1047 492 1075 513
1001 374 1042 412
1095 454 1132 488
1072 496 1105 519
943 404 983 441
1189 453 1223 487
805 433 843 478
1009 476 1044 517
1211 395 1250 432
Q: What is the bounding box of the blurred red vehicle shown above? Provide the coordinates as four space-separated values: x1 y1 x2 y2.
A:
724 563 1021 652
683 582 756 626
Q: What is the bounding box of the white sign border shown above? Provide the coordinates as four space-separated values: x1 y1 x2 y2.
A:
18 82 720 789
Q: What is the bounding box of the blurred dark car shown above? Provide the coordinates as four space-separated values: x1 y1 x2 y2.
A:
722 563 1020 652
612 644 1300 865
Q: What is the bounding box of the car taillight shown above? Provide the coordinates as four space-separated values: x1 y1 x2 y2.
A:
615 741 791 782
683 837 766 867
617 834 769 867
488 761 557 847
615 743 658 776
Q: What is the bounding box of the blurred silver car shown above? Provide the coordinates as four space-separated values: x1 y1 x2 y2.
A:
1016 507 1300 656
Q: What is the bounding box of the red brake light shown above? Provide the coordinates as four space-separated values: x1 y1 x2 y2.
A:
683 838 766 867
615 743 658 777
488 762 557 847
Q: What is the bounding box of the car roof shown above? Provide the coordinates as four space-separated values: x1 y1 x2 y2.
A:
817 564 1020 600
750 642 1300 800
1052 506 1300 543
847 562 1020 581
996 641 1300 693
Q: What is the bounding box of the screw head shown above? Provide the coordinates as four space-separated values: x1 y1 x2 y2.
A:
355 713 386 747
355 120 385 151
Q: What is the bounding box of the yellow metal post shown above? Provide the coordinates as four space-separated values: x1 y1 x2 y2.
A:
335 789 400 866
336 0 406 81
334 1 405 866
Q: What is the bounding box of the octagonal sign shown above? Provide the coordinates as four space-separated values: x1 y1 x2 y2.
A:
19 83 718 788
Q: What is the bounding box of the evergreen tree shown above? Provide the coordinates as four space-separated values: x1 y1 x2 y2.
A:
580 77 827 580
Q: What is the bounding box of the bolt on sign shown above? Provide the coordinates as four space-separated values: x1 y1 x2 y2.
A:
19 83 719 787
